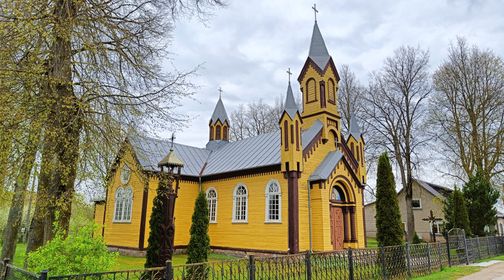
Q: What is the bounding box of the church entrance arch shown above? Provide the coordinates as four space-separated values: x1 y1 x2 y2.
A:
329 184 356 250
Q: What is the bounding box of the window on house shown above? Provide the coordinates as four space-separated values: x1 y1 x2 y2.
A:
206 188 217 223
233 184 248 222
114 187 133 222
265 180 281 222
412 199 422 209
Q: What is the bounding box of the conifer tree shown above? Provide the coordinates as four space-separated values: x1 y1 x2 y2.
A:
463 171 498 236
375 153 403 246
145 174 172 268
186 191 210 279
443 187 471 236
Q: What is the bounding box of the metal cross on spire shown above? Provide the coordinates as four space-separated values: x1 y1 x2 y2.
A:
286 67 292 83
170 133 176 150
218 87 223 98
312 3 318 22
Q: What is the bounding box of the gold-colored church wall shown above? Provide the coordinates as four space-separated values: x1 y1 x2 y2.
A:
102 149 145 249
93 203 105 237
143 178 199 249
202 172 289 252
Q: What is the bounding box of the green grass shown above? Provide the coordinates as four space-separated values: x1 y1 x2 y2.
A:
366 237 378 248
412 266 482 280
11 243 236 271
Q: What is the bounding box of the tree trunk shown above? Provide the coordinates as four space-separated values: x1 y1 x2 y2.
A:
1 129 39 261
26 0 80 253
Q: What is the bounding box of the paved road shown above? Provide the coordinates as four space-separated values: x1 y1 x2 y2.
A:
460 262 504 280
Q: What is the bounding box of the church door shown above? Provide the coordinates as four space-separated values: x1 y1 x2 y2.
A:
330 206 344 250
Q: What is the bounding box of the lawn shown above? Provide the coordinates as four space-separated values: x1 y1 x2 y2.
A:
12 243 237 271
366 237 378 248
412 266 481 280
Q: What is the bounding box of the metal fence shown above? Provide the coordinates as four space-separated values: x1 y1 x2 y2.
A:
2 235 504 280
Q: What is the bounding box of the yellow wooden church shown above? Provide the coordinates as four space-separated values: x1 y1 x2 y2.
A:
93 19 368 254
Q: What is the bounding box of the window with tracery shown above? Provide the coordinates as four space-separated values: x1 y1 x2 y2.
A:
265 181 281 222
233 185 248 222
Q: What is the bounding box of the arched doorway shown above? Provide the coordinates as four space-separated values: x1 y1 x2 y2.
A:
329 185 356 250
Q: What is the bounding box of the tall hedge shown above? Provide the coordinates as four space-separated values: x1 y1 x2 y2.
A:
375 153 403 246
463 171 498 236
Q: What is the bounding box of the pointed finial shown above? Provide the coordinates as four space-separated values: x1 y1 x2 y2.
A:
170 133 176 150
286 67 292 83
312 3 318 22
218 87 223 99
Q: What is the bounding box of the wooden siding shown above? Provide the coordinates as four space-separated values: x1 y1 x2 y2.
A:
94 203 105 237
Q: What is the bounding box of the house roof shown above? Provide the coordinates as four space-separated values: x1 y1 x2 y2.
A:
413 178 453 198
210 96 229 124
127 121 324 178
308 21 331 69
309 151 343 182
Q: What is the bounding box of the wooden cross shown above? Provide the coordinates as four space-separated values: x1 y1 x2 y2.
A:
170 133 176 150
312 3 318 21
218 87 223 98
286 67 292 82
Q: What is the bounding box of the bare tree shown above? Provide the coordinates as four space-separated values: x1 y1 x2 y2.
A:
230 99 282 141
431 38 504 185
363 46 432 242
339 64 365 131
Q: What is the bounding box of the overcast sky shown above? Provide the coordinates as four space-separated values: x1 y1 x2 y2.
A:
157 0 504 189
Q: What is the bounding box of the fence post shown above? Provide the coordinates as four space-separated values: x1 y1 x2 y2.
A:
427 243 432 273
2 258 10 280
248 255 255 280
476 237 481 260
39 270 48 280
462 234 469 265
486 237 491 257
446 234 452 267
379 246 387 280
406 243 412 278
165 260 173 280
348 248 354 280
305 251 312 280
437 242 442 271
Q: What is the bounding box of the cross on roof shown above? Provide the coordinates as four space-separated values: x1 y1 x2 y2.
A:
170 133 176 150
218 87 223 98
286 67 292 82
312 3 318 22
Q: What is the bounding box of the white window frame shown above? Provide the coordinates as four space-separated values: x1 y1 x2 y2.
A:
232 184 248 223
206 187 218 224
113 186 133 223
432 220 443 235
412 198 422 209
265 180 282 223
120 164 131 185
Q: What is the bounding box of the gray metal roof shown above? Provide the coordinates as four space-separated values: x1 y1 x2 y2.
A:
349 113 362 140
127 121 324 178
128 135 210 177
302 120 323 145
210 96 229 124
414 179 452 198
283 82 299 119
308 21 331 69
309 151 343 182
203 131 280 176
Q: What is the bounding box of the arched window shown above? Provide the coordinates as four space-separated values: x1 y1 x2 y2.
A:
320 81 326 108
223 126 228 141
215 125 221 140
283 120 289 150
114 187 133 222
328 79 336 104
210 126 214 140
351 142 355 155
331 186 346 202
233 184 248 222
265 180 282 222
206 188 217 223
306 78 317 102
295 121 300 151
330 131 338 149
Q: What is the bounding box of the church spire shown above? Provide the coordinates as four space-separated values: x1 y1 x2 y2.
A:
349 113 363 140
308 21 330 69
209 89 230 142
284 76 299 120
210 94 229 125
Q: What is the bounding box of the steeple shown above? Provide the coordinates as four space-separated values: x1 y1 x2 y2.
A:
349 113 363 140
208 93 230 142
210 95 229 125
308 21 331 69
284 82 299 120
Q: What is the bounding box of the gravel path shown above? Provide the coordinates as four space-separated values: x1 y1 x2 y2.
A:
460 261 504 280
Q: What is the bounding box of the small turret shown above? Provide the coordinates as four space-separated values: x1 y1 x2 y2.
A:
346 113 366 184
280 81 303 173
208 94 229 142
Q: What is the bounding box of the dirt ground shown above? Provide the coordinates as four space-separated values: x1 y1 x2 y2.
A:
460 261 504 280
